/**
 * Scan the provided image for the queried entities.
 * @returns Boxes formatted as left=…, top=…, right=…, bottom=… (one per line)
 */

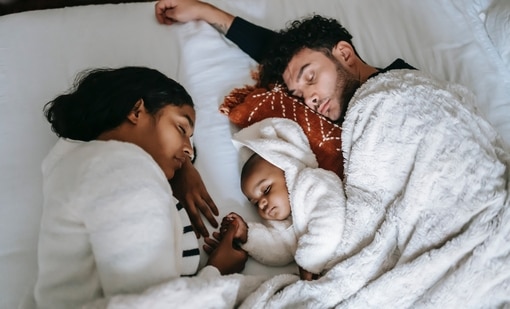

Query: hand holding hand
left=204, top=219, right=248, bottom=275
left=220, top=212, right=248, bottom=244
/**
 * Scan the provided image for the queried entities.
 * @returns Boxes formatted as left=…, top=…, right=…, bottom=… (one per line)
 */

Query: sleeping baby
left=217, top=117, right=346, bottom=280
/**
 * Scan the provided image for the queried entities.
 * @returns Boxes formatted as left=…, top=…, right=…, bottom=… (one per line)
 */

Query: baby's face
left=241, top=157, right=291, bottom=221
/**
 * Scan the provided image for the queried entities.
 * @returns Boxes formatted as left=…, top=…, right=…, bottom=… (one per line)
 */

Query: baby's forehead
left=241, top=154, right=282, bottom=182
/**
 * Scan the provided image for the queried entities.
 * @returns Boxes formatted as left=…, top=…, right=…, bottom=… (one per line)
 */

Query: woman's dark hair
left=44, top=66, right=193, bottom=141
left=258, top=15, right=358, bottom=88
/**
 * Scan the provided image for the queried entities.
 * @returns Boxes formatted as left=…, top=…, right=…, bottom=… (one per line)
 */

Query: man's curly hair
left=258, top=15, right=358, bottom=88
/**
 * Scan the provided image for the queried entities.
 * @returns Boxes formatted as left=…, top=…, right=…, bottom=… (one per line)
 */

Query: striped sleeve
left=176, top=202, right=200, bottom=276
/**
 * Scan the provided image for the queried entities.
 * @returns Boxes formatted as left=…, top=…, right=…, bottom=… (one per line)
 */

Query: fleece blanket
left=240, top=70, right=510, bottom=308
left=231, top=118, right=346, bottom=274
left=87, top=70, right=510, bottom=309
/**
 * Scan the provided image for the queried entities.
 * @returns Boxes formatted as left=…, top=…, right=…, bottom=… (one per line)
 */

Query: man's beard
left=334, top=59, right=361, bottom=124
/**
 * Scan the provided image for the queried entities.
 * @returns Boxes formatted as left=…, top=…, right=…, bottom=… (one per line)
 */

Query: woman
left=34, top=67, right=247, bottom=309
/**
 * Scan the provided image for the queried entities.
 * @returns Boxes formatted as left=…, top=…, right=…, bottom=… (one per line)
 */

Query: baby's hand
left=298, top=266, right=320, bottom=281
left=220, top=212, right=248, bottom=244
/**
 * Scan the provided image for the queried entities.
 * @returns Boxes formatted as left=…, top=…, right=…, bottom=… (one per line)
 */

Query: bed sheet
left=0, top=0, right=509, bottom=308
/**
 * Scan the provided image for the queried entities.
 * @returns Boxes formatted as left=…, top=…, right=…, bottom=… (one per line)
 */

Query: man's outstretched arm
left=155, top=0, right=276, bottom=62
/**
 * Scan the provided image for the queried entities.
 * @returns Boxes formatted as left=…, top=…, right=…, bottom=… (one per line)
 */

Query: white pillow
left=484, top=0, right=510, bottom=69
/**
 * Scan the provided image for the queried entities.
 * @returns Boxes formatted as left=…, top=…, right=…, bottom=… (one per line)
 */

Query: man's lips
left=318, top=99, right=330, bottom=115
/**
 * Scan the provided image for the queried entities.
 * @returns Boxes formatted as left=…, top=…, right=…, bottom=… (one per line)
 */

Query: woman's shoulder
left=44, top=139, right=163, bottom=181
left=81, top=139, right=149, bottom=158
left=83, top=140, right=163, bottom=177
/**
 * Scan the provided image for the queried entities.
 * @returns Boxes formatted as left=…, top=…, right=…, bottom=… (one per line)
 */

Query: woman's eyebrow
left=183, top=114, right=194, bottom=128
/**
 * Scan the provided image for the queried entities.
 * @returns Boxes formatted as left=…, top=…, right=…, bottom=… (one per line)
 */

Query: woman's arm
left=154, top=0, right=276, bottom=62
left=82, top=145, right=184, bottom=296
left=170, top=157, right=219, bottom=238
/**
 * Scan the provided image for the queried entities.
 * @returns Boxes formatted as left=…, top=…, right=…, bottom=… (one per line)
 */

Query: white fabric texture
left=484, top=0, right=510, bottom=69
left=83, top=266, right=270, bottom=309
left=34, top=139, right=195, bottom=309
left=239, top=70, right=510, bottom=308
left=231, top=118, right=346, bottom=274
left=78, top=69, right=510, bottom=308
left=1, top=0, right=509, bottom=307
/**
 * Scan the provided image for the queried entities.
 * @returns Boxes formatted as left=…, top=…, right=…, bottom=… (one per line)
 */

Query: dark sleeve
left=225, top=17, right=277, bottom=63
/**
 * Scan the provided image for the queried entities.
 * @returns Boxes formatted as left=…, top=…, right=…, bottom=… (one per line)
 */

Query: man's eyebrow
left=288, top=63, right=310, bottom=94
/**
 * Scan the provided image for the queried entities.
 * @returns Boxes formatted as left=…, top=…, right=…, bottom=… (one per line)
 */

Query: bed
left=1, top=0, right=509, bottom=308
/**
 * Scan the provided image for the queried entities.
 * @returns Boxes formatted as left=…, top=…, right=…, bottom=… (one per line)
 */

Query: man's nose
left=305, top=94, right=319, bottom=111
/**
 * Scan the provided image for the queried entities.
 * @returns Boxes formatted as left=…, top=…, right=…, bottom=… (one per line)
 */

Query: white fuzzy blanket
left=240, top=70, right=510, bottom=308
left=87, top=70, right=510, bottom=309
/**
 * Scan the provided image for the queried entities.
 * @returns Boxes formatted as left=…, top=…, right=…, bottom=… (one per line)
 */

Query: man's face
left=283, top=48, right=360, bottom=122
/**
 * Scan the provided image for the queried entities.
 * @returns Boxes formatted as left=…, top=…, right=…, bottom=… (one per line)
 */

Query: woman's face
left=241, top=157, right=291, bottom=221
left=138, top=104, right=195, bottom=179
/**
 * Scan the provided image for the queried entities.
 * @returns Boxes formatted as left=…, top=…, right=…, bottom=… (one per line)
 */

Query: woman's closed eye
left=179, top=124, right=193, bottom=137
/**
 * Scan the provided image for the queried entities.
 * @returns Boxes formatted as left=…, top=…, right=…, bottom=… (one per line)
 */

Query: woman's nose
left=183, top=138, right=194, bottom=159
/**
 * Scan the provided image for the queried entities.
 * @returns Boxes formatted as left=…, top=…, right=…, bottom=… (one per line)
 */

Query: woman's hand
left=204, top=220, right=248, bottom=275
left=170, top=157, right=218, bottom=238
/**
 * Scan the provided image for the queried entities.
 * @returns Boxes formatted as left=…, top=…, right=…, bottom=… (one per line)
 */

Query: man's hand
left=154, top=0, right=235, bottom=34
left=155, top=0, right=209, bottom=25
left=204, top=219, right=248, bottom=275
left=170, top=157, right=218, bottom=238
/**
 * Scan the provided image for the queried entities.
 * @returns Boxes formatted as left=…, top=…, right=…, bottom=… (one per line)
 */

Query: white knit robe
left=34, top=139, right=198, bottom=309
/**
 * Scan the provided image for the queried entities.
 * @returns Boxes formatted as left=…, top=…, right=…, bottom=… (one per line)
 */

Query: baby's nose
left=258, top=198, right=268, bottom=210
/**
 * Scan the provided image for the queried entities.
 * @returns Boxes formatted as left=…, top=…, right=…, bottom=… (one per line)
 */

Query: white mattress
left=0, top=0, right=508, bottom=307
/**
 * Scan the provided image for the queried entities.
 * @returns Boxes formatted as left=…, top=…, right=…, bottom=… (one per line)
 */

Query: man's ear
left=127, top=99, right=145, bottom=125
left=332, top=41, right=355, bottom=66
